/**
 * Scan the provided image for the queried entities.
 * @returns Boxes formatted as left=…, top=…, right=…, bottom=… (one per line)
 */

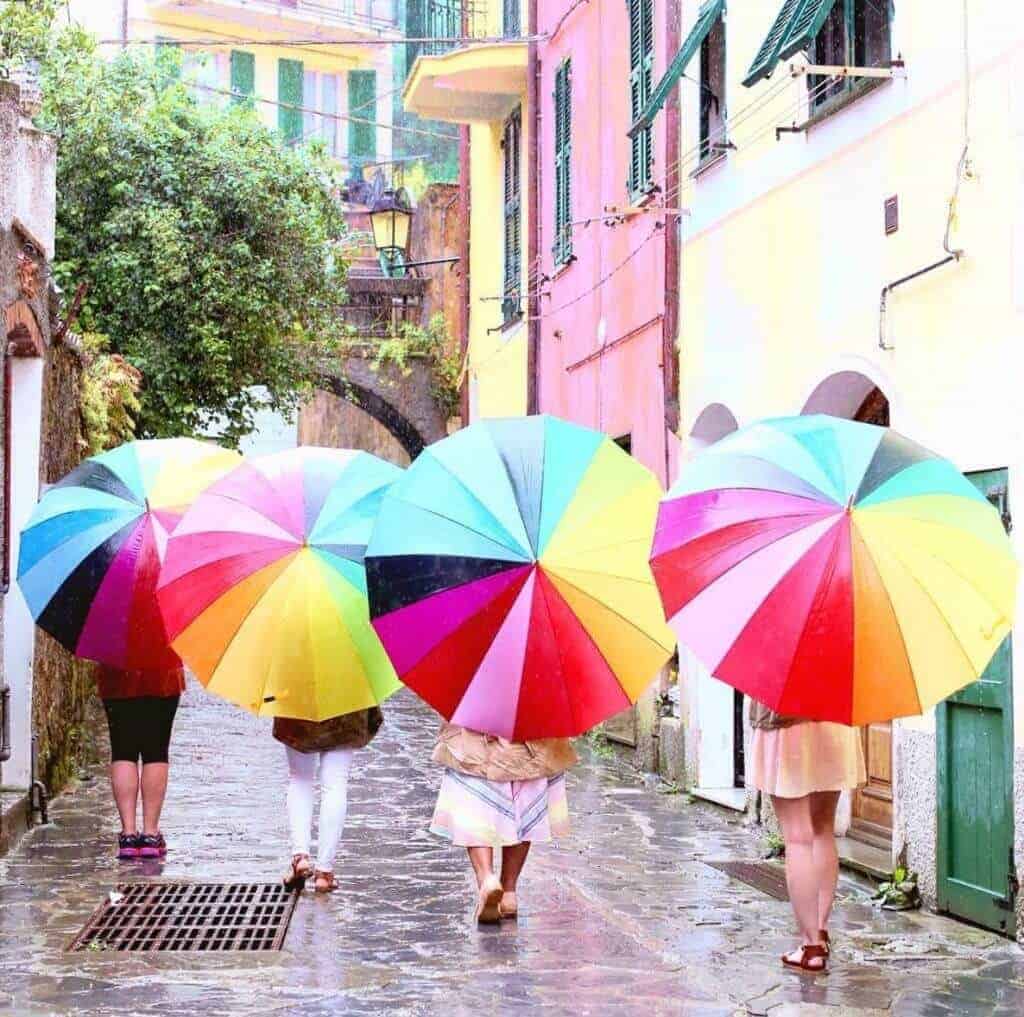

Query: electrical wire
left=99, top=33, right=546, bottom=48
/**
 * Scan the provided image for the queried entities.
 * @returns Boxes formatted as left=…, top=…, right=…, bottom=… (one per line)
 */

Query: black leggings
left=103, top=696, right=180, bottom=765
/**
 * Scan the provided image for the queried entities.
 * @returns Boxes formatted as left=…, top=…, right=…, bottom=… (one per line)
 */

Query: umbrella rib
left=679, top=452, right=839, bottom=505
left=544, top=568, right=675, bottom=653
left=533, top=573, right=581, bottom=734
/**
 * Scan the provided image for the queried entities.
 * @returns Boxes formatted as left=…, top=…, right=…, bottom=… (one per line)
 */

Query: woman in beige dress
left=747, top=702, right=866, bottom=973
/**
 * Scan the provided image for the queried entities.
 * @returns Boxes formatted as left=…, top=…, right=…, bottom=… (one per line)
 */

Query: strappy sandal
left=820, top=929, right=831, bottom=955
left=314, top=869, right=339, bottom=893
left=283, top=853, right=313, bottom=890
left=781, top=943, right=828, bottom=974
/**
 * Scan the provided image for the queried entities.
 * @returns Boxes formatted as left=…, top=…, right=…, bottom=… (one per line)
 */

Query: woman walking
left=748, top=702, right=866, bottom=974
left=277, top=706, right=383, bottom=893
left=98, top=664, right=185, bottom=859
left=429, top=722, right=577, bottom=923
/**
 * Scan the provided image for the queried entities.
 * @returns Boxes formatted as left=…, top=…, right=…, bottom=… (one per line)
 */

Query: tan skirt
left=748, top=722, right=866, bottom=799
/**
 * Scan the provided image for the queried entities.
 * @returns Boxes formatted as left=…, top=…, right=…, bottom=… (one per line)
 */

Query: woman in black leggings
left=97, top=665, right=185, bottom=859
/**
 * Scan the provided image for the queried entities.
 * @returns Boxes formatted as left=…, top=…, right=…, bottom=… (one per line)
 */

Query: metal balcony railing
left=405, top=1, right=503, bottom=66
left=339, top=274, right=428, bottom=338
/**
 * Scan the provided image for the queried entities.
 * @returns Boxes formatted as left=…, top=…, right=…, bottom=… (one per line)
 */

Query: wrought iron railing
left=406, top=1, right=494, bottom=66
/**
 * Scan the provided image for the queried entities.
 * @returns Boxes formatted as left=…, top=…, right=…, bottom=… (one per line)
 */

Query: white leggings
left=285, top=746, right=354, bottom=871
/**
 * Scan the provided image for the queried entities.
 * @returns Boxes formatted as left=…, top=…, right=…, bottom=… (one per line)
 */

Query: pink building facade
left=532, top=0, right=681, bottom=488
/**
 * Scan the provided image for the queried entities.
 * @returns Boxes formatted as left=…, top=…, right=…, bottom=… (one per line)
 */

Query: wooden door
left=849, top=385, right=893, bottom=845
left=937, top=469, right=1016, bottom=935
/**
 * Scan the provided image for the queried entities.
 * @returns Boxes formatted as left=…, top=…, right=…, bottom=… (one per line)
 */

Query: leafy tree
left=14, top=7, right=350, bottom=441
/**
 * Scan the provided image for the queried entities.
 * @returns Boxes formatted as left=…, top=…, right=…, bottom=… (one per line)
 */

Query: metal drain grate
left=705, top=860, right=790, bottom=901
left=68, top=882, right=299, bottom=952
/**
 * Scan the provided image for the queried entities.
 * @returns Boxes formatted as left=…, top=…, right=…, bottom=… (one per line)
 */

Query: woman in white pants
left=273, top=707, right=383, bottom=893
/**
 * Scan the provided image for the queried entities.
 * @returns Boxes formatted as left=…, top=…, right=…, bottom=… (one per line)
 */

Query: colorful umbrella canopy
left=364, top=415, right=675, bottom=740
left=17, top=438, right=241, bottom=669
left=651, top=415, right=1018, bottom=724
left=156, top=447, right=403, bottom=721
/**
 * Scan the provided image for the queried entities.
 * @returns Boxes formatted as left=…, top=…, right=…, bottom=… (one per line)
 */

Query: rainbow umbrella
left=17, top=438, right=240, bottom=669
left=651, top=415, right=1018, bottom=724
left=364, top=415, right=675, bottom=740
left=156, top=447, right=403, bottom=720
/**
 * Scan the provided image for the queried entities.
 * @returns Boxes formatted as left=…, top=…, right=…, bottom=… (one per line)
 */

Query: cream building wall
left=674, top=0, right=1024, bottom=927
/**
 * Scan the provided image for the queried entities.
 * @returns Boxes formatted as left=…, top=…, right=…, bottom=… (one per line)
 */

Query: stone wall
left=298, top=388, right=411, bottom=466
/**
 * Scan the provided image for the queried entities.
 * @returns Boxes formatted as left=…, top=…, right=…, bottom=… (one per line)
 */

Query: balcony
left=152, top=0, right=400, bottom=38
left=339, top=271, right=428, bottom=338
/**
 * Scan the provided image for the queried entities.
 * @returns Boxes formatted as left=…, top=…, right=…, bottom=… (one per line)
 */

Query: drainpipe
left=458, top=124, right=471, bottom=426
left=526, top=0, right=541, bottom=415
left=120, top=0, right=128, bottom=51
left=0, top=685, right=11, bottom=763
left=878, top=255, right=958, bottom=351
left=661, top=0, right=682, bottom=485
left=3, top=353, right=11, bottom=594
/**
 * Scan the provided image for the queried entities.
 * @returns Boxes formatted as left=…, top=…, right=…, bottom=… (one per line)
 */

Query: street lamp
left=369, top=187, right=413, bottom=277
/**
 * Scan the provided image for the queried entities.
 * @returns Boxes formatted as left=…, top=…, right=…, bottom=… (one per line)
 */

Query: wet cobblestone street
left=2, top=683, right=1023, bottom=1016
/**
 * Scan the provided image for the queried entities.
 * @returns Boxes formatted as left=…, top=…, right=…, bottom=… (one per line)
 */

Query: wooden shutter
left=553, top=60, right=573, bottom=265
left=778, top=0, right=840, bottom=62
left=742, top=0, right=809, bottom=87
left=628, top=0, right=654, bottom=195
left=348, top=69, right=377, bottom=164
left=230, top=50, right=255, bottom=107
left=503, top=107, right=522, bottom=321
left=277, top=58, right=304, bottom=143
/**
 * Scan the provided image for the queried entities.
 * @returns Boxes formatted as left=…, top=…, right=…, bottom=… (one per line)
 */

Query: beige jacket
left=432, top=722, right=578, bottom=782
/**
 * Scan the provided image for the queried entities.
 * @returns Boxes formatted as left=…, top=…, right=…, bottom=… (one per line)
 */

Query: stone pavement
left=1, top=683, right=1022, bottom=1017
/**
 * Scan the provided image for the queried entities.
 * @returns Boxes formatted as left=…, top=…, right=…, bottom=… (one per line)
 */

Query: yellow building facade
left=403, top=3, right=528, bottom=419
left=668, top=0, right=1024, bottom=937
left=67, top=0, right=396, bottom=171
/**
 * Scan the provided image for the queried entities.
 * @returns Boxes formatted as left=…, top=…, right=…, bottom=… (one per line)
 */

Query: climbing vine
left=78, top=333, right=142, bottom=454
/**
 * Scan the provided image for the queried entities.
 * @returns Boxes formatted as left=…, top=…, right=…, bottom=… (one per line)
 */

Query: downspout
left=661, top=0, right=682, bottom=486
left=458, top=123, right=471, bottom=425
left=1, top=352, right=8, bottom=764
left=120, top=0, right=128, bottom=51
left=526, top=0, right=541, bottom=415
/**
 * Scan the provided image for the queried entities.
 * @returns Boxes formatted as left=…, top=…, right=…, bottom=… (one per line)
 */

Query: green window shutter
left=631, top=0, right=724, bottom=136
left=503, top=107, right=522, bottom=321
left=230, top=50, right=255, bottom=107
left=553, top=60, right=573, bottom=265
left=503, top=0, right=521, bottom=37
left=628, top=0, right=655, bottom=195
left=348, top=69, right=377, bottom=165
left=277, top=57, right=303, bottom=143
left=778, top=0, right=840, bottom=62
left=742, top=0, right=809, bottom=87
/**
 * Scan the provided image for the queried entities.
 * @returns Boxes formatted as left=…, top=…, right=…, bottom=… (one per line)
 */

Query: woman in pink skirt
left=430, top=723, right=576, bottom=923
left=748, top=702, right=866, bottom=973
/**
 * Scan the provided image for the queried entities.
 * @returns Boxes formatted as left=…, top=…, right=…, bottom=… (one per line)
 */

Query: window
left=302, top=70, right=318, bottom=142
left=502, top=107, right=523, bottom=323
left=278, top=58, right=304, bottom=144
left=809, top=0, right=891, bottom=112
left=553, top=60, right=573, bottom=267
left=229, top=50, right=255, bottom=108
left=503, top=0, right=521, bottom=37
left=628, top=0, right=655, bottom=197
left=183, top=50, right=223, bottom=106
left=348, top=69, right=377, bottom=166
left=744, top=0, right=890, bottom=91
left=321, top=74, right=339, bottom=155
left=698, top=10, right=726, bottom=162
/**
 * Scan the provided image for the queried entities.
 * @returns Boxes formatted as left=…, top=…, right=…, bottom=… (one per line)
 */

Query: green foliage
left=30, top=16, right=349, bottom=441
left=350, top=312, right=461, bottom=420
left=763, top=831, right=786, bottom=859
left=78, top=333, right=142, bottom=454
left=582, top=728, right=616, bottom=761
left=0, top=0, right=59, bottom=73
left=872, top=865, right=921, bottom=911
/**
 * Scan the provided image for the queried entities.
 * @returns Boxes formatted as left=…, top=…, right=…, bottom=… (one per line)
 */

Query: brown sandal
left=782, top=944, right=828, bottom=973
left=314, top=869, right=339, bottom=893
left=820, top=929, right=831, bottom=955
left=283, top=853, right=313, bottom=890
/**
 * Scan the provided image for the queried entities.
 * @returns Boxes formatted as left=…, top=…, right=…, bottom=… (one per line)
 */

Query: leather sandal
left=499, top=891, right=518, bottom=919
left=781, top=944, right=828, bottom=973
left=314, top=870, right=339, bottom=893
left=475, top=875, right=503, bottom=924
left=283, top=853, right=313, bottom=890
left=820, top=929, right=831, bottom=955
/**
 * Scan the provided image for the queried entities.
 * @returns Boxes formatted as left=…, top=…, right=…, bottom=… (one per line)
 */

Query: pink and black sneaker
left=138, top=833, right=167, bottom=858
left=117, top=833, right=141, bottom=859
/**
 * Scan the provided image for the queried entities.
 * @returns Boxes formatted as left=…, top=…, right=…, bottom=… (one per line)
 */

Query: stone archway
left=801, top=370, right=890, bottom=425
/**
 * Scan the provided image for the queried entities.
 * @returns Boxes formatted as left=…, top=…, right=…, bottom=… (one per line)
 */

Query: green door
left=936, top=468, right=1017, bottom=936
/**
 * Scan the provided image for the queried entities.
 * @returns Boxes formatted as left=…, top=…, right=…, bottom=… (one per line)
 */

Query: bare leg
left=110, top=762, right=140, bottom=834
left=809, top=790, right=841, bottom=934
left=466, top=846, right=495, bottom=888
left=140, top=763, right=170, bottom=836
left=500, top=842, right=531, bottom=893
left=772, top=794, right=825, bottom=968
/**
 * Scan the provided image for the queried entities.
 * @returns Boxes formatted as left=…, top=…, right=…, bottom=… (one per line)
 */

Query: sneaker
left=138, top=833, right=167, bottom=858
left=117, top=832, right=141, bottom=859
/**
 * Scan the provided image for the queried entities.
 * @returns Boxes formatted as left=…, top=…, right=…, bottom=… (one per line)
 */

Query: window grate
left=68, top=882, right=299, bottom=953
left=884, top=194, right=898, bottom=235
left=705, top=860, right=790, bottom=900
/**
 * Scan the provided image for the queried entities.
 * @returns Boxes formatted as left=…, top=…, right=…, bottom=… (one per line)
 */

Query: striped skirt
left=429, top=768, right=570, bottom=848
